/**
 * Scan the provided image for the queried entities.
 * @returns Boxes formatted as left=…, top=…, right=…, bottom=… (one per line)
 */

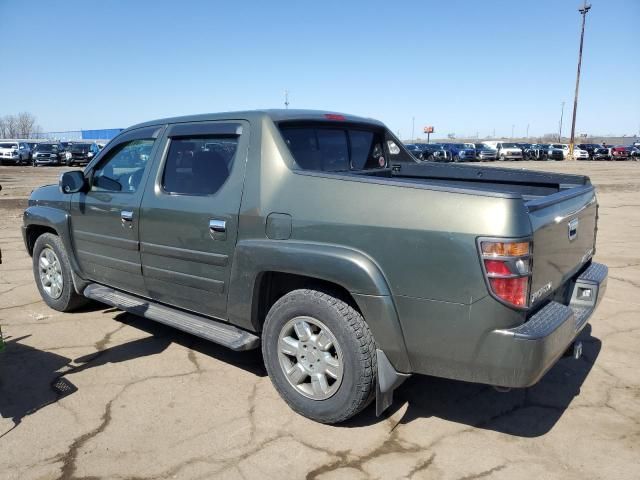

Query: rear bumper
left=484, top=262, right=607, bottom=388
left=399, top=262, right=607, bottom=387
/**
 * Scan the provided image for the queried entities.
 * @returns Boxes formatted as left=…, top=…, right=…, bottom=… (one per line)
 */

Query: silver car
left=0, top=141, right=31, bottom=165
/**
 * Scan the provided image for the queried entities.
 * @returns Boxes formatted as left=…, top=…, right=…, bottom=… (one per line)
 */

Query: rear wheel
left=262, top=289, right=376, bottom=424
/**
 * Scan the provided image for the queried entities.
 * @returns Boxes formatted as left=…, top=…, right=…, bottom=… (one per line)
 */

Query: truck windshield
left=280, top=125, right=393, bottom=172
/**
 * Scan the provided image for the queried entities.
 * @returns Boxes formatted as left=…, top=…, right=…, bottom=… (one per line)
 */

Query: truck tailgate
left=527, top=185, right=598, bottom=307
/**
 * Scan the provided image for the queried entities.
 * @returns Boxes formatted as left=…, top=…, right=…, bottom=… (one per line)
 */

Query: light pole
left=411, top=117, right=415, bottom=141
left=511, top=124, right=515, bottom=139
left=569, top=1, right=591, bottom=160
left=559, top=101, right=565, bottom=141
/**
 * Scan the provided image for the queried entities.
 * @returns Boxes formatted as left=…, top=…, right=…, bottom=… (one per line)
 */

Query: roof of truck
left=127, top=109, right=384, bottom=131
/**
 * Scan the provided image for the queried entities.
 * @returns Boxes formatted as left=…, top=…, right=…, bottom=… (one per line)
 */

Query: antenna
left=284, top=90, right=290, bottom=109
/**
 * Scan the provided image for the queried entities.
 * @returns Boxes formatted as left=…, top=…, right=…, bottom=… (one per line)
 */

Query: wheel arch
left=227, top=239, right=411, bottom=372
left=23, top=205, right=88, bottom=294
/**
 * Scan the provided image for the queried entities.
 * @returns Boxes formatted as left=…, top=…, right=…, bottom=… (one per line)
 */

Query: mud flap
left=376, top=349, right=411, bottom=416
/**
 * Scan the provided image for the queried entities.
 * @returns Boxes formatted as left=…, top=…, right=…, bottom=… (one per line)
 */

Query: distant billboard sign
left=423, top=126, right=434, bottom=134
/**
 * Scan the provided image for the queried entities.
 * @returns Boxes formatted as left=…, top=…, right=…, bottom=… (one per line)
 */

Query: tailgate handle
left=568, top=219, right=579, bottom=241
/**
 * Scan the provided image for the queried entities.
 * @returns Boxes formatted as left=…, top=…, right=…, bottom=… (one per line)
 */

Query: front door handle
left=121, top=210, right=134, bottom=228
left=209, top=219, right=226, bottom=233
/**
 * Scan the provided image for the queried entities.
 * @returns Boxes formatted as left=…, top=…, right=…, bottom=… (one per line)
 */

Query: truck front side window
left=92, top=139, right=154, bottom=193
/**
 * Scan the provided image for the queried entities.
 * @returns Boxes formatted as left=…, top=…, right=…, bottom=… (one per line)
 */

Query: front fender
left=227, top=239, right=411, bottom=372
left=23, top=205, right=70, bottom=253
left=23, top=205, right=88, bottom=293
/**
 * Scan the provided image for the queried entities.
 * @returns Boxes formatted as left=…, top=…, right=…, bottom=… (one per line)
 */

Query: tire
left=32, top=233, right=87, bottom=312
left=262, top=289, right=376, bottom=424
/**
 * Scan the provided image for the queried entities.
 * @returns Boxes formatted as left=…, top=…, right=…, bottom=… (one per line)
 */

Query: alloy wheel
left=277, top=316, right=344, bottom=400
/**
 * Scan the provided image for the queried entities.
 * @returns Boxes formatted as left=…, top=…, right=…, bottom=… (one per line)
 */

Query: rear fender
left=227, top=239, right=411, bottom=372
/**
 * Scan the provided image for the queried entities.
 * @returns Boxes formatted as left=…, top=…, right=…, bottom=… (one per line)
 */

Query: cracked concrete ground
left=1, top=162, right=639, bottom=479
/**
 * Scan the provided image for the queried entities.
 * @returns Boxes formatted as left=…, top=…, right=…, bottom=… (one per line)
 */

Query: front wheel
left=32, top=233, right=87, bottom=312
left=262, top=289, right=376, bottom=424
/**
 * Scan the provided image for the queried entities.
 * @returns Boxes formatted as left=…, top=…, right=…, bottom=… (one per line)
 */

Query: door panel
left=139, top=121, right=249, bottom=320
left=70, top=126, right=163, bottom=296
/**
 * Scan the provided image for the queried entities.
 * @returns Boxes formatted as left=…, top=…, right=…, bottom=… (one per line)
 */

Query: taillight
left=479, top=239, right=532, bottom=308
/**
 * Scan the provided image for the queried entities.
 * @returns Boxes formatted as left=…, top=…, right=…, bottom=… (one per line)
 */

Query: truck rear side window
left=280, top=126, right=386, bottom=172
left=162, top=137, right=238, bottom=195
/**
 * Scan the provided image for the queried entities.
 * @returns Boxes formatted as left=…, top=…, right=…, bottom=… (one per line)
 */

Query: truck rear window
left=280, top=126, right=388, bottom=172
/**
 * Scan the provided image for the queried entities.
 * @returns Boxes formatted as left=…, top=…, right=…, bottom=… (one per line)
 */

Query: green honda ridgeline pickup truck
left=23, top=110, right=607, bottom=423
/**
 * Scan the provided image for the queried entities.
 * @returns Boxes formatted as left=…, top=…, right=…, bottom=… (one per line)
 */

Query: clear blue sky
left=1, top=0, right=638, bottom=139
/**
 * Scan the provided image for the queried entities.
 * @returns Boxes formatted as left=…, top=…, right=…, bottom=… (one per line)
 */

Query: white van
left=492, top=142, right=523, bottom=160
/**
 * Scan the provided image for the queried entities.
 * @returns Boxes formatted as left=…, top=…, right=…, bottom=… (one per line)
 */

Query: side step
left=83, top=283, right=260, bottom=351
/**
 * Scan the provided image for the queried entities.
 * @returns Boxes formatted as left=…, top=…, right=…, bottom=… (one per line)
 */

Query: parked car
left=474, top=143, right=498, bottom=161
left=26, top=142, right=39, bottom=160
left=592, top=148, right=610, bottom=160
left=516, top=143, right=532, bottom=156
left=577, top=144, right=601, bottom=159
left=441, top=143, right=477, bottom=162
left=0, top=141, right=31, bottom=165
left=630, top=145, right=640, bottom=159
left=525, top=144, right=551, bottom=160
left=423, top=143, right=451, bottom=162
left=404, top=144, right=428, bottom=160
left=573, top=147, right=590, bottom=160
left=65, top=143, right=101, bottom=166
left=23, top=109, right=607, bottom=424
left=485, top=142, right=523, bottom=161
left=610, top=146, right=630, bottom=160
left=416, top=144, right=447, bottom=162
left=32, top=143, right=62, bottom=166
left=547, top=144, right=569, bottom=159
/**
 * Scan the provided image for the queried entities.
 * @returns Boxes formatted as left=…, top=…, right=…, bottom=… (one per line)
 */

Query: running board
left=83, top=283, right=260, bottom=351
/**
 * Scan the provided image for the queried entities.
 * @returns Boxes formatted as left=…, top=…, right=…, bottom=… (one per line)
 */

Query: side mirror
left=60, top=170, right=86, bottom=194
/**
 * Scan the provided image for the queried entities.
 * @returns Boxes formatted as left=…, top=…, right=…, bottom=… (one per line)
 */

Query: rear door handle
left=209, top=219, right=226, bottom=233
left=121, top=210, right=134, bottom=227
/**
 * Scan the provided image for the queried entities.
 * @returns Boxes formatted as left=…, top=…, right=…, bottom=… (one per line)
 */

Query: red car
left=610, top=146, right=630, bottom=160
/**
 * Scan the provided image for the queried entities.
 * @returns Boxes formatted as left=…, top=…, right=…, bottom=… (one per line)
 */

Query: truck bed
left=382, top=162, right=591, bottom=200
left=364, top=161, right=598, bottom=310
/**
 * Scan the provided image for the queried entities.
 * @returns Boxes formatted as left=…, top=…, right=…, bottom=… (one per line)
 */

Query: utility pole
left=559, top=101, right=565, bottom=141
left=284, top=90, right=290, bottom=109
left=569, top=1, right=591, bottom=160
left=411, top=117, right=415, bottom=142
left=526, top=124, right=530, bottom=138
left=511, top=124, right=515, bottom=139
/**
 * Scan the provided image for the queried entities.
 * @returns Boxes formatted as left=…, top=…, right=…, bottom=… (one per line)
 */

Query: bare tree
left=5, top=115, right=19, bottom=138
left=17, top=112, right=38, bottom=138
left=0, top=113, right=42, bottom=138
